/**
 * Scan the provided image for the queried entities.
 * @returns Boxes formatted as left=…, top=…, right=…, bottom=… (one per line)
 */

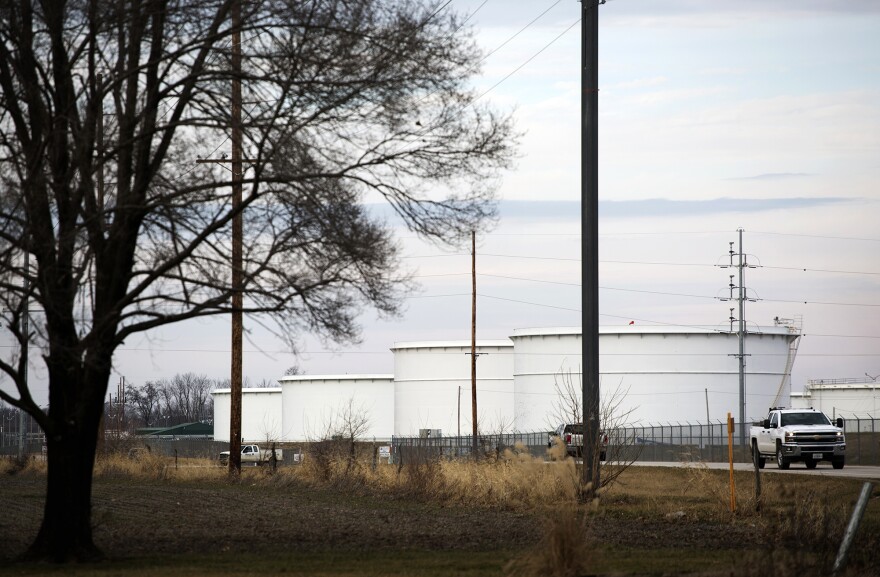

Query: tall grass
left=504, top=508, right=597, bottom=577
left=279, top=441, right=583, bottom=508
left=1, top=454, right=45, bottom=476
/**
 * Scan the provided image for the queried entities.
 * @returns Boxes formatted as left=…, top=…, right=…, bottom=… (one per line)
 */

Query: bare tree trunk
left=23, top=417, right=103, bottom=562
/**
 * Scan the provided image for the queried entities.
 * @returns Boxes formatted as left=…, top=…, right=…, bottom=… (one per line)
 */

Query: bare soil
left=0, top=472, right=761, bottom=562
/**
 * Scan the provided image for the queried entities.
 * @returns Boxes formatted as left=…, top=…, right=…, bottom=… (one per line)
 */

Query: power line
left=762, top=265, right=880, bottom=276
left=477, top=293, right=581, bottom=313
left=473, top=18, right=579, bottom=104
left=478, top=0, right=565, bottom=65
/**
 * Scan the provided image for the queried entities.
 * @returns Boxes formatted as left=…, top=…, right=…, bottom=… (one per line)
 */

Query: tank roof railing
left=808, top=377, right=878, bottom=386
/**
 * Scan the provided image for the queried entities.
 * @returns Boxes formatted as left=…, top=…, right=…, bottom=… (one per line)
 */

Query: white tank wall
left=212, top=388, right=283, bottom=443
left=512, top=326, right=799, bottom=430
left=280, top=375, right=394, bottom=442
left=790, top=384, right=880, bottom=419
left=512, top=328, right=581, bottom=432
left=393, top=341, right=514, bottom=436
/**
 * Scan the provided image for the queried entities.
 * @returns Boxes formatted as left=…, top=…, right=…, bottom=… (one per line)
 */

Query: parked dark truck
left=548, top=423, right=608, bottom=461
left=749, top=408, right=845, bottom=470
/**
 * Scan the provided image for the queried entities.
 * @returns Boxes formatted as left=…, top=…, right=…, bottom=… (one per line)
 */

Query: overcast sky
left=5, top=0, right=879, bottom=409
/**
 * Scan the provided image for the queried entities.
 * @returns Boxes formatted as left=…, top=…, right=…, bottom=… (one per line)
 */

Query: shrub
left=504, top=508, right=597, bottom=577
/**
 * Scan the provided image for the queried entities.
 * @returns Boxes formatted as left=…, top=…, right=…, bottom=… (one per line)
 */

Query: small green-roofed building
left=135, top=422, right=213, bottom=438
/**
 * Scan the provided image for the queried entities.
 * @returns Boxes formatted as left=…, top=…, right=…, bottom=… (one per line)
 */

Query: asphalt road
left=633, top=460, right=880, bottom=481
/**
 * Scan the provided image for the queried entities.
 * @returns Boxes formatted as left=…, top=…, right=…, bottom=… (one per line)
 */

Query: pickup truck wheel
left=832, top=457, right=845, bottom=470
left=776, top=444, right=790, bottom=470
left=751, top=442, right=765, bottom=469
left=804, top=457, right=817, bottom=469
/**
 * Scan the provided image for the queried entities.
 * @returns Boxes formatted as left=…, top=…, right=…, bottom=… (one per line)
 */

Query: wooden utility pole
left=193, top=1, right=255, bottom=474
left=457, top=385, right=461, bottom=437
left=96, top=72, right=105, bottom=453
left=229, top=0, right=243, bottom=475
left=581, top=0, right=601, bottom=492
left=470, top=231, right=478, bottom=458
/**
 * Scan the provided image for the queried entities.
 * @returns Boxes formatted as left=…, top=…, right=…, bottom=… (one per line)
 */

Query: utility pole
left=96, top=73, right=105, bottom=225
left=96, top=72, right=105, bottom=453
left=229, top=0, right=243, bottom=475
left=719, top=229, right=758, bottom=446
left=705, top=388, right=710, bottom=425
left=197, top=2, right=247, bottom=472
left=581, top=0, right=601, bottom=492
left=19, top=221, right=29, bottom=457
left=470, top=231, right=478, bottom=458
left=737, top=229, right=745, bottom=445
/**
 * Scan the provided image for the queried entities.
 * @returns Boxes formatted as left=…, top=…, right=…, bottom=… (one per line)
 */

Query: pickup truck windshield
left=780, top=413, right=831, bottom=427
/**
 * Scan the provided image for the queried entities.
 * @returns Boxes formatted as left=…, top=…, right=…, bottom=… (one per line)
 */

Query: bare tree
left=306, top=396, right=372, bottom=482
left=546, top=368, right=584, bottom=429
left=0, top=0, right=516, bottom=561
left=251, top=378, right=279, bottom=388
left=147, top=373, right=216, bottom=425
left=125, top=382, right=161, bottom=427
left=284, top=364, right=303, bottom=377
left=547, top=368, right=641, bottom=491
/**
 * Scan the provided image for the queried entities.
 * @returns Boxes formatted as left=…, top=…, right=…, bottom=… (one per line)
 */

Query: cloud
left=495, top=197, right=853, bottom=220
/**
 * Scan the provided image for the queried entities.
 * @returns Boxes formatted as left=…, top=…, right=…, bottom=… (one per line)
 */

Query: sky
left=4, top=0, right=879, bottom=410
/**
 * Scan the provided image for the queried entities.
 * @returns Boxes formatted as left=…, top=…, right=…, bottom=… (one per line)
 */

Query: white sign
left=378, top=446, right=391, bottom=459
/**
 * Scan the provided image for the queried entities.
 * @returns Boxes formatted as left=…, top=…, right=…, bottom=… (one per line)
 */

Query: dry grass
left=3, top=448, right=878, bottom=576
left=504, top=508, right=597, bottom=577
left=1, top=454, right=46, bottom=476
left=273, top=441, right=584, bottom=509
left=93, top=451, right=227, bottom=482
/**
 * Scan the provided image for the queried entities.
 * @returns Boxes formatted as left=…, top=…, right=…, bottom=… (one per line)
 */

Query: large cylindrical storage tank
left=392, top=341, right=514, bottom=437
left=212, top=387, right=283, bottom=443
left=280, top=375, right=394, bottom=442
left=791, top=379, right=880, bottom=418
left=511, top=327, right=581, bottom=433
left=512, top=326, right=800, bottom=430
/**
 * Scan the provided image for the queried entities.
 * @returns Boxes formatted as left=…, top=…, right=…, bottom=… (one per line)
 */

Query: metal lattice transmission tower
left=718, top=228, right=760, bottom=445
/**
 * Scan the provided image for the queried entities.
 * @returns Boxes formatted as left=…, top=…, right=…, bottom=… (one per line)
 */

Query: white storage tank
left=511, top=325, right=800, bottom=430
left=279, top=374, right=394, bottom=442
left=212, top=387, right=283, bottom=443
left=791, top=378, right=880, bottom=419
left=392, top=341, right=514, bottom=437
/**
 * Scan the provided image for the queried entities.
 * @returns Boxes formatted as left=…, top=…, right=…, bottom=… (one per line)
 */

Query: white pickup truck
left=749, top=408, right=845, bottom=470
left=219, top=444, right=283, bottom=466
left=548, top=423, right=608, bottom=461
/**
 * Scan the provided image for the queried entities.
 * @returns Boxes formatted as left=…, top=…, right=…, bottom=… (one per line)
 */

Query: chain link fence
left=0, top=408, right=44, bottom=457
left=391, top=417, right=880, bottom=466
left=4, top=410, right=878, bottom=467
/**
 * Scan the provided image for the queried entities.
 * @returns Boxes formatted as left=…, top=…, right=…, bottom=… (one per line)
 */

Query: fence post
left=832, top=482, right=874, bottom=575
left=871, top=417, right=880, bottom=466
left=688, top=421, right=693, bottom=454
left=856, top=415, right=862, bottom=465
left=657, top=424, right=663, bottom=462
left=697, top=421, right=702, bottom=459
